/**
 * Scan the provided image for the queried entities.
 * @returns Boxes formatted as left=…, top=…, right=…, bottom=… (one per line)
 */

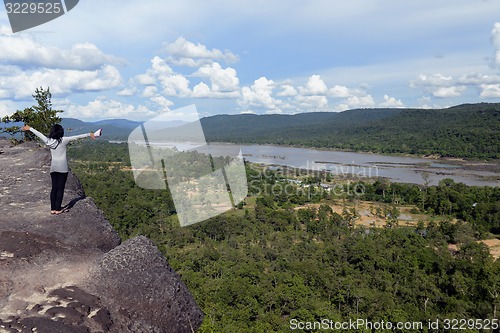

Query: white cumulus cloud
left=299, top=75, right=328, bottom=95
left=151, top=56, right=174, bottom=76
left=480, top=84, right=500, bottom=98
left=411, top=73, right=468, bottom=100
left=379, top=94, right=404, bottom=107
left=62, top=97, right=154, bottom=120
left=341, top=95, right=376, bottom=109
left=192, top=82, right=211, bottom=98
left=239, top=77, right=282, bottom=112
left=0, top=34, right=122, bottom=70
left=79, top=65, right=122, bottom=91
left=159, top=74, right=191, bottom=97
left=328, top=85, right=351, bottom=98
left=129, top=56, right=191, bottom=97
left=117, top=87, right=138, bottom=96
left=411, top=73, right=454, bottom=88
left=0, top=100, right=18, bottom=118
left=432, top=86, right=467, bottom=98
left=192, top=62, right=240, bottom=93
left=149, top=95, right=174, bottom=110
left=134, top=73, right=156, bottom=85
left=295, top=95, right=329, bottom=111
left=276, top=84, right=298, bottom=97
left=164, top=37, right=239, bottom=67
left=0, top=65, right=122, bottom=99
left=135, top=56, right=191, bottom=97
left=142, top=86, right=158, bottom=98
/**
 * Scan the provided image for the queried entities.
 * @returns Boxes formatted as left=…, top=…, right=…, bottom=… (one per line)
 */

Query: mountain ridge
left=199, top=103, right=500, bottom=158
left=3, top=102, right=499, bottom=158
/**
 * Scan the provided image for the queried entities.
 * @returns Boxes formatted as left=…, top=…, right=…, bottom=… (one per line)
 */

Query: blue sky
left=0, top=0, right=500, bottom=121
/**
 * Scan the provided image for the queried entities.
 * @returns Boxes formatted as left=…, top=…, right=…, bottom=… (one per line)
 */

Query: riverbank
left=108, top=140, right=500, bottom=186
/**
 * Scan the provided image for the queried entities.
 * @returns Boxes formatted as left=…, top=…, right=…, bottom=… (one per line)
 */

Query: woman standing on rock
left=21, top=124, right=101, bottom=215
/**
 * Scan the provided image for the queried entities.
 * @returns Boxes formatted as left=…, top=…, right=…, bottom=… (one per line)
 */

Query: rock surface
left=0, top=139, right=203, bottom=333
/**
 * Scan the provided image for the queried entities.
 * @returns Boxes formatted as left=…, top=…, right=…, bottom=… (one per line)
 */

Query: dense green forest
left=201, top=103, right=500, bottom=159
left=67, top=141, right=500, bottom=332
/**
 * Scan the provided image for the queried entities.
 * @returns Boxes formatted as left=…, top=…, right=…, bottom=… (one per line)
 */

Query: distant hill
left=200, top=108, right=401, bottom=142
left=0, top=118, right=183, bottom=141
left=61, top=118, right=187, bottom=140
left=200, top=103, right=500, bottom=159
left=61, top=118, right=142, bottom=140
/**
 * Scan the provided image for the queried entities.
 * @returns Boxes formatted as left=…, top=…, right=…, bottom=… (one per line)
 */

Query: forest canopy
left=67, top=141, right=500, bottom=332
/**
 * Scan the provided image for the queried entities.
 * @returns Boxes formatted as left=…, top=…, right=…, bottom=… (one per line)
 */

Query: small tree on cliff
left=2, top=87, right=63, bottom=141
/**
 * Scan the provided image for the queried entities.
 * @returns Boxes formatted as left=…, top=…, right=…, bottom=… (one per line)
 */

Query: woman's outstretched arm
left=22, top=125, right=95, bottom=143
left=65, top=132, right=96, bottom=142
left=22, top=125, right=50, bottom=143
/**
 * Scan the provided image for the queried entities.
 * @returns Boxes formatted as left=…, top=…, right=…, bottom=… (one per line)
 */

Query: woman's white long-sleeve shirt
left=29, top=127, right=90, bottom=173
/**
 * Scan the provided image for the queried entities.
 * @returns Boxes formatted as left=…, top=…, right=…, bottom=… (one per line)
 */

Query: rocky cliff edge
left=0, top=139, right=203, bottom=333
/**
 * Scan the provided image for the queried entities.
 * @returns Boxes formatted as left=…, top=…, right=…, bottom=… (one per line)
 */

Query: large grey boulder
left=86, top=237, right=203, bottom=333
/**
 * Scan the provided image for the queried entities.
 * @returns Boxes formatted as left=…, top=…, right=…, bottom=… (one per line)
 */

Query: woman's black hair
left=48, top=124, right=64, bottom=143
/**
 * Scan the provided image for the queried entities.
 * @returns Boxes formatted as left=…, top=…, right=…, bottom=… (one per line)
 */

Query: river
left=200, top=144, right=499, bottom=187
left=121, top=140, right=500, bottom=187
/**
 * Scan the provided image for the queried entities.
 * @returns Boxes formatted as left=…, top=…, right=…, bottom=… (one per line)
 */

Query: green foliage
left=68, top=142, right=500, bottom=332
left=0, top=124, right=21, bottom=144
left=2, top=87, right=62, bottom=141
